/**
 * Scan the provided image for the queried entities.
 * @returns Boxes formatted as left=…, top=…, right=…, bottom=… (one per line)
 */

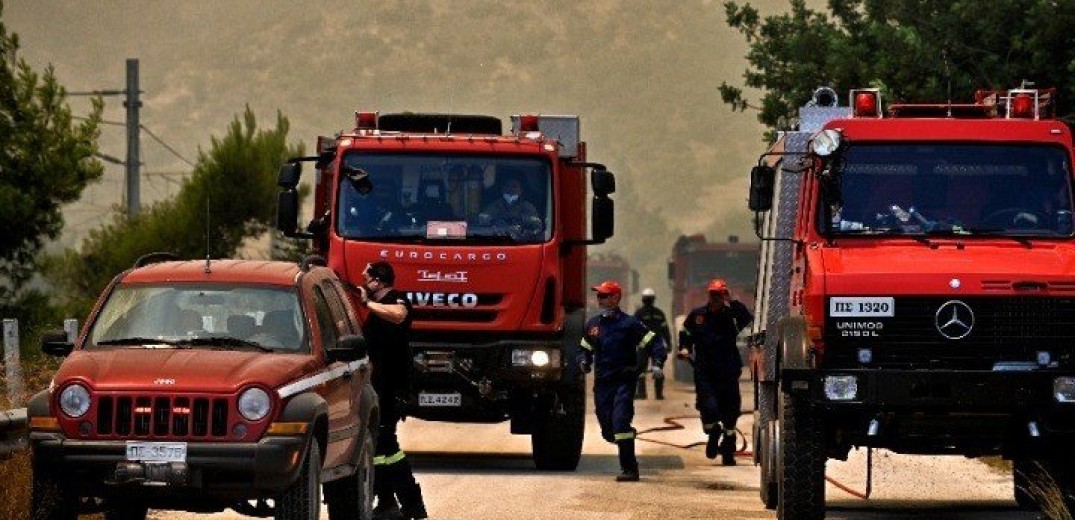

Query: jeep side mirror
left=748, top=165, right=776, bottom=212
left=278, top=162, right=301, bottom=189
left=341, top=165, right=374, bottom=195
left=41, top=330, right=73, bottom=357
left=326, top=334, right=368, bottom=363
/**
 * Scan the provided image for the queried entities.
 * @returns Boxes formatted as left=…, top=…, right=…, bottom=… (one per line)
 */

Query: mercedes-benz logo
left=935, top=300, right=974, bottom=340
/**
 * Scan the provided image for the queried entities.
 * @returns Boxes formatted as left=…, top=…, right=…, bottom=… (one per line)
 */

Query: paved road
left=164, top=377, right=1034, bottom=520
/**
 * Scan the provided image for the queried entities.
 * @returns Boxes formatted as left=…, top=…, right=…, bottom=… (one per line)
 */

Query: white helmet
left=641, top=287, right=656, bottom=297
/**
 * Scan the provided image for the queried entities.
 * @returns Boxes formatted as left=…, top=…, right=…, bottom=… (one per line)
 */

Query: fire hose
left=635, top=414, right=871, bottom=500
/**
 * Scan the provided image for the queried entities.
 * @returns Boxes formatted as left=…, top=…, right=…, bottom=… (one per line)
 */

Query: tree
left=0, top=2, right=103, bottom=300
left=48, top=107, right=303, bottom=314
left=718, top=0, right=1075, bottom=135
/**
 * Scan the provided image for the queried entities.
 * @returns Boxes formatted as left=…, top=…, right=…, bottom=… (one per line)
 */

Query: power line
left=72, top=115, right=126, bottom=127
left=140, top=125, right=195, bottom=168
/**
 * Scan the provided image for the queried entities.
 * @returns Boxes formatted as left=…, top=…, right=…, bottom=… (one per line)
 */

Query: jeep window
left=337, top=152, right=554, bottom=244
left=88, top=284, right=309, bottom=352
left=823, top=144, right=1074, bottom=238
left=311, top=286, right=338, bottom=349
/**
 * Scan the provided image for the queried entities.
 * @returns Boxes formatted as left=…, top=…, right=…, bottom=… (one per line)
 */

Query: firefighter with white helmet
left=633, top=287, right=671, bottom=399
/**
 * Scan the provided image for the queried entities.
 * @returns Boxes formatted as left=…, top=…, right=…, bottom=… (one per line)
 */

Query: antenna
left=943, top=49, right=952, bottom=117
left=204, top=181, right=212, bottom=274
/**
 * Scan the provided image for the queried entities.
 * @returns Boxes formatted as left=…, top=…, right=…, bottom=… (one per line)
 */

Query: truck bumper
left=30, top=431, right=309, bottom=501
left=782, top=369, right=1075, bottom=453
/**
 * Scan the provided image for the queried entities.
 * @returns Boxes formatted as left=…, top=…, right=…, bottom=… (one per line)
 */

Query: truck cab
left=277, top=112, right=616, bottom=470
left=748, top=87, right=1075, bottom=519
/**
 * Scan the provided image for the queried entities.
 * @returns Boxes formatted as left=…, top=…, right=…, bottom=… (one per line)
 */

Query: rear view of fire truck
left=748, top=86, right=1075, bottom=519
left=277, top=112, right=616, bottom=471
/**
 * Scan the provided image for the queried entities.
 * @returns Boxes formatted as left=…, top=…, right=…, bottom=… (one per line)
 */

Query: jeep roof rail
left=133, top=252, right=180, bottom=268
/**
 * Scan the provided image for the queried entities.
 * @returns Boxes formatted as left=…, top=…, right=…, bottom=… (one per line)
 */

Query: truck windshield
left=686, top=250, right=758, bottom=287
left=337, top=152, right=553, bottom=244
left=87, top=284, right=308, bottom=352
left=826, top=144, right=1074, bottom=238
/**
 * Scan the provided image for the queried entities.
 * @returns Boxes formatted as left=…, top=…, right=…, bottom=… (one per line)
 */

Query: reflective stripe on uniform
left=703, top=422, right=718, bottom=432
left=636, top=331, right=655, bottom=350
left=614, top=431, right=636, bottom=440
left=580, top=337, right=594, bottom=351
left=373, top=450, right=406, bottom=466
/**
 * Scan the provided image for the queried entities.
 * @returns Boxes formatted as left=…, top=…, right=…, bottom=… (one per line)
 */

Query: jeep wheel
left=758, top=418, right=778, bottom=509
left=532, top=384, right=585, bottom=471
left=103, top=502, right=148, bottom=520
left=276, top=440, right=322, bottom=520
left=776, top=390, right=825, bottom=520
left=326, top=431, right=375, bottom=520
left=31, top=461, right=78, bottom=520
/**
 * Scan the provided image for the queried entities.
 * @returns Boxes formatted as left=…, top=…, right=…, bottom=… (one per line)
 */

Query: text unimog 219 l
left=277, top=113, right=616, bottom=470
left=747, top=86, right=1075, bottom=519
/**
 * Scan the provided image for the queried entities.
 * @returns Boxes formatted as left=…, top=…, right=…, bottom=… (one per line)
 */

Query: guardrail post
left=3, top=319, right=24, bottom=407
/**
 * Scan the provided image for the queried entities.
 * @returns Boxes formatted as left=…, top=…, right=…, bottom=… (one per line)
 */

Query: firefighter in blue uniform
left=579, top=280, right=667, bottom=481
left=678, top=278, right=753, bottom=466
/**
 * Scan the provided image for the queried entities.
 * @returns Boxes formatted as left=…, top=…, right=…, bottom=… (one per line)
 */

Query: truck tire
left=777, top=390, right=825, bottom=520
left=758, top=418, right=779, bottom=509
left=532, top=383, right=585, bottom=471
left=31, top=461, right=78, bottom=520
left=325, top=431, right=375, bottom=520
left=103, top=502, right=148, bottom=520
left=276, top=440, right=321, bottom=520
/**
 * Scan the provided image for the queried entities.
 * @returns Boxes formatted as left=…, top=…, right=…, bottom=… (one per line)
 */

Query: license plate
left=418, top=392, right=462, bottom=407
left=126, top=441, right=187, bottom=463
left=829, top=297, right=894, bottom=317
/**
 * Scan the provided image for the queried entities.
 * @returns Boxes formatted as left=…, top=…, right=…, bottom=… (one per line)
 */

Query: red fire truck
left=585, top=253, right=638, bottom=316
left=666, top=234, right=759, bottom=317
left=749, top=86, right=1075, bottom=518
left=276, top=112, right=615, bottom=470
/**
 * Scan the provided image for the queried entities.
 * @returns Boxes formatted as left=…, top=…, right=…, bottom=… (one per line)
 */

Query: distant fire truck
left=277, top=112, right=616, bottom=470
left=748, top=86, right=1075, bottom=519
left=667, top=234, right=759, bottom=317
left=586, top=253, right=638, bottom=316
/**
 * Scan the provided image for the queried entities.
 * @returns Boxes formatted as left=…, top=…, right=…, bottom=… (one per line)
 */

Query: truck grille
left=824, top=296, right=1075, bottom=369
left=93, top=394, right=231, bottom=439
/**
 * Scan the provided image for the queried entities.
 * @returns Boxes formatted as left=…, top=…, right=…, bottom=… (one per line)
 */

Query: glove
left=650, top=366, right=664, bottom=379
left=579, top=359, right=592, bottom=374
left=676, top=348, right=690, bottom=360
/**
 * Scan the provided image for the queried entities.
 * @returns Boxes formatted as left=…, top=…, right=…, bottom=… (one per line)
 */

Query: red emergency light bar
left=355, top=111, right=379, bottom=130
left=975, top=88, right=1055, bottom=120
left=850, top=89, right=882, bottom=118
left=517, top=114, right=540, bottom=132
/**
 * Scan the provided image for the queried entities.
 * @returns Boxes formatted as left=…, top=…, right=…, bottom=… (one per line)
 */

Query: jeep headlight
left=823, top=375, right=858, bottom=401
left=511, top=348, right=559, bottom=368
left=59, top=384, right=91, bottom=418
left=238, top=388, right=272, bottom=421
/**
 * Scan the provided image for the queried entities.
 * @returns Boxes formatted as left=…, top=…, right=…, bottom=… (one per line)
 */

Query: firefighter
left=579, top=280, right=667, bottom=481
left=678, top=278, right=753, bottom=466
left=634, top=287, right=671, bottom=400
left=358, top=261, right=428, bottom=520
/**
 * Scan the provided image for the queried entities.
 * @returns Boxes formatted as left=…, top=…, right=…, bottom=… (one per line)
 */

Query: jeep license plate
left=418, top=392, right=462, bottom=407
left=126, top=441, right=187, bottom=463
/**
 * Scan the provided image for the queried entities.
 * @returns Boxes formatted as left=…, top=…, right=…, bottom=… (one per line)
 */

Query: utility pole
left=124, top=58, right=141, bottom=216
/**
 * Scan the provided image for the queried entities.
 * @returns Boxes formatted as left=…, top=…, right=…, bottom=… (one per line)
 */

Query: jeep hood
left=54, top=349, right=319, bottom=394
left=819, top=241, right=1075, bottom=295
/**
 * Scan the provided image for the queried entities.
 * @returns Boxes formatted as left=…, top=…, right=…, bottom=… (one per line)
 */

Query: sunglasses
left=596, top=293, right=613, bottom=299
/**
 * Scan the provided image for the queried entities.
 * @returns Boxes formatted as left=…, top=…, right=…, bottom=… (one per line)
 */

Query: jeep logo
left=154, top=378, right=176, bottom=385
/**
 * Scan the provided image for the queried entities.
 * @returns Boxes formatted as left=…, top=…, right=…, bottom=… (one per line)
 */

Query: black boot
left=373, top=466, right=403, bottom=520
left=654, top=374, right=665, bottom=400
left=616, top=438, right=639, bottom=481
left=720, top=429, right=737, bottom=466
left=391, top=461, right=428, bottom=520
left=635, top=375, right=647, bottom=400
left=705, top=429, right=720, bottom=460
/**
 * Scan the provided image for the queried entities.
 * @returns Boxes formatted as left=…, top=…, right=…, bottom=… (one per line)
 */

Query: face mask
left=503, top=193, right=519, bottom=204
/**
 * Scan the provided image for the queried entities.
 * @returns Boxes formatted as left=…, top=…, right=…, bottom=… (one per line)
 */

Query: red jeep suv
left=28, top=255, right=377, bottom=520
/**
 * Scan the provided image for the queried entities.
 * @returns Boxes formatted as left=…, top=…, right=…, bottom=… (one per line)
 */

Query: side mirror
left=592, top=196, right=614, bottom=242
left=278, top=162, right=302, bottom=189
left=748, top=165, right=776, bottom=212
left=341, top=165, right=374, bottom=195
left=591, top=168, right=616, bottom=197
left=276, top=190, right=301, bottom=236
left=326, top=334, right=368, bottom=363
left=41, top=330, right=73, bottom=357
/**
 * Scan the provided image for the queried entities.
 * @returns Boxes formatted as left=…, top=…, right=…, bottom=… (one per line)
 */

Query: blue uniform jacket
left=579, top=309, right=667, bottom=381
left=679, top=301, right=753, bottom=375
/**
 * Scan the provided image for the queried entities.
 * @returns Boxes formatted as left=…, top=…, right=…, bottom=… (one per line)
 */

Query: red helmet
left=707, top=278, right=730, bottom=294
left=590, top=280, right=622, bottom=297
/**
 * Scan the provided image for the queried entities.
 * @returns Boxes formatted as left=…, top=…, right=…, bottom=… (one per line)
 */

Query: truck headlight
left=238, top=388, right=272, bottom=421
left=511, top=348, right=559, bottom=368
left=1054, top=377, right=1075, bottom=403
left=823, top=375, right=858, bottom=401
left=59, top=384, right=91, bottom=418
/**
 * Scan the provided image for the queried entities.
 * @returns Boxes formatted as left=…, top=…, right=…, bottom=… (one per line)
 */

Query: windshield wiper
left=959, top=228, right=1032, bottom=247
left=464, top=235, right=520, bottom=244
left=174, top=337, right=275, bottom=352
left=96, top=337, right=182, bottom=346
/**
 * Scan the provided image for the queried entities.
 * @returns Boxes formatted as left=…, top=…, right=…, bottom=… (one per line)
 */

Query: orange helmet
left=590, top=280, right=623, bottom=297
left=707, top=278, right=730, bottom=294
